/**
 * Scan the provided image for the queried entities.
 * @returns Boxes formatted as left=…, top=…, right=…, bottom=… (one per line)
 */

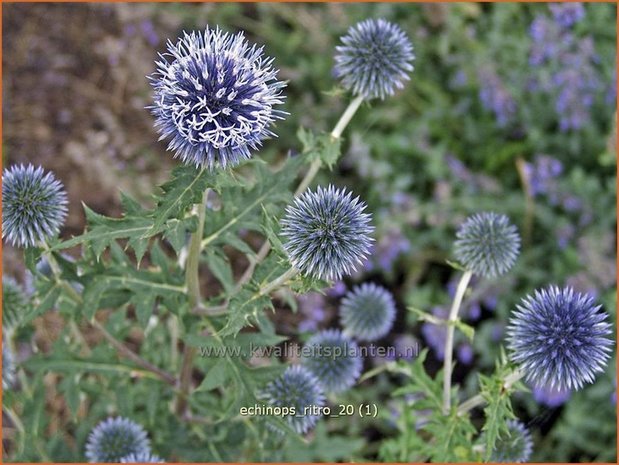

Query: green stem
left=258, top=268, right=299, bottom=297
left=330, top=94, right=364, bottom=139
left=176, top=188, right=209, bottom=415
left=442, top=269, right=473, bottom=414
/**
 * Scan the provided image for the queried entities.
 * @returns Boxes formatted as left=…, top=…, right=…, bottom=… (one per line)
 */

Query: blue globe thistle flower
left=334, top=19, right=414, bottom=100
left=486, top=419, right=533, bottom=463
left=150, top=27, right=286, bottom=170
left=2, top=164, right=68, bottom=248
left=454, top=212, right=520, bottom=278
left=120, top=452, right=164, bottom=463
left=301, top=329, right=363, bottom=393
left=260, top=365, right=325, bottom=434
left=339, top=283, right=396, bottom=341
left=3, top=277, right=29, bottom=333
left=85, top=417, right=151, bottom=463
left=507, top=286, right=613, bottom=391
left=3, top=343, right=15, bottom=390
left=281, top=185, right=374, bottom=282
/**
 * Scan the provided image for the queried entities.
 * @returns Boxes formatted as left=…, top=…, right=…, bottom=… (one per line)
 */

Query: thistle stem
left=258, top=268, right=299, bottom=297
left=442, top=269, right=473, bottom=414
left=176, top=188, right=209, bottom=415
left=331, top=94, right=364, bottom=139
left=457, top=369, right=524, bottom=415
left=235, top=95, right=364, bottom=292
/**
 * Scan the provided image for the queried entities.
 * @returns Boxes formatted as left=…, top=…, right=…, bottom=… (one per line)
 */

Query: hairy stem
left=457, top=369, right=525, bottom=415
left=176, top=188, right=209, bottom=415
left=234, top=95, right=364, bottom=293
left=442, top=269, right=473, bottom=414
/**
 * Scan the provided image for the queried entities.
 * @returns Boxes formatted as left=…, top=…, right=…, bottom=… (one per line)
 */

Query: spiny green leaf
left=146, top=164, right=221, bottom=237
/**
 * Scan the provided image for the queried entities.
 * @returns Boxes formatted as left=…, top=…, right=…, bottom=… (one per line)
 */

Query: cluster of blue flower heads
left=281, top=185, right=374, bottom=282
left=261, top=365, right=325, bottom=434
left=454, top=212, right=521, bottom=278
left=334, top=19, right=414, bottom=100
left=507, top=286, right=612, bottom=391
left=120, top=452, right=165, bottom=463
left=2, top=164, right=68, bottom=248
left=85, top=417, right=153, bottom=463
left=339, top=283, right=396, bottom=341
left=150, top=27, right=286, bottom=170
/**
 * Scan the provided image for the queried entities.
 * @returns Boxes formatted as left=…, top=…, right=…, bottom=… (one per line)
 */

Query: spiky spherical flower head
left=339, top=283, right=396, bottom=341
left=2, top=164, right=68, bottom=248
left=3, top=277, right=29, bottom=332
left=333, top=19, right=414, bottom=100
left=85, top=417, right=150, bottom=463
left=487, top=419, right=533, bottom=463
left=281, top=185, right=373, bottom=282
left=150, top=27, right=286, bottom=170
left=3, top=344, right=15, bottom=390
left=301, top=329, right=363, bottom=393
left=260, top=365, right=325, bottom=434
left=507, top=286, right=613, bottom=391
left=121, top=453, right=164, bottom=463
left=454, top=212, right=520, bottom=278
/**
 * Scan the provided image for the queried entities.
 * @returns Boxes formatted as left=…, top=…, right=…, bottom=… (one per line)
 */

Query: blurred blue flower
left=532, top=384, right=571, bottom=407
left=507, top=286, right=613, bottom=391
left=334, top=19, right=414, bottom=100
left=456, top=343, right=474, bottom=365
left=260, top=365, right=325, bottom=434
left=150, top=27, right=286, bottom=169
left=478, top=68, right=517, bottom=127
left=549, top=3, right=585, bottom=29
left=488, top=419, right=534, bottom=463
left=281, top=185, right=374, bottom=282
left=340, top=283, right=396, bottom=341
left=454, top=212, right=520, bottom=278
left=85, top=417, right=150, bottom=463
left=523, top=155, right=563, bottom=197
left=301, top=329, right=363, bottom=393
left=421, top=306, right=448, bottom=361
left=2, top=164, right=68, bottom=248
left=298, top=292, right=327, bottom=333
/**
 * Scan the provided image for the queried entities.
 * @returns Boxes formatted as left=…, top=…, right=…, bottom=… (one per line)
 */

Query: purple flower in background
left=421, top=306, right=448, bottom=360
left=523, top=155, right=563, bottom=197
left=529, top=16, right=561, bottom=66
left=478, top=67, right=517, bottom=127
left=528, top=9, right=603, bottom=132
left=549, top=3, right=585, bottom=30
left=532, top=384, right=571, bottom=407
left=456, top=343, right=474, bottom=365
left=327, top=280, right=347, bottom=298
left=298, top=292, right=327, bottom=333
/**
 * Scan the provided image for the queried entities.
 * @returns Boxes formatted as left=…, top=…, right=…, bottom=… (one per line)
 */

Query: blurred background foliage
left=2, top=2, right=616, bottom=462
